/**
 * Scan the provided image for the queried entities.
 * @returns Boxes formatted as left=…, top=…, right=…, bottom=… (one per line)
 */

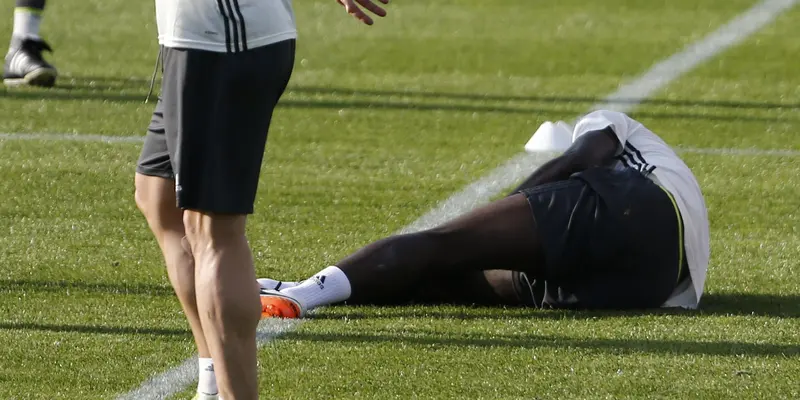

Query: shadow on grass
left=1, top=80, right=798, bottom=123
left=0, top=321, right=190, bottom=337
left=289, top=85, right=800, bottom=111
left=6, top=77, right=800, bottom=110
left=313, top=292, right=800, bottom=320
left=0, top=279, right=174, bottom=296
left=4, top=280, right=799, bottom=319
left=1, top=320, right=795, bottom=358
left=55, top=75, right=154, bottom=91
left=2, top=93, right=793, bottom=124
left=1, top=290, right=797, bottom=357
left=283, top=330, right=799, bottom=357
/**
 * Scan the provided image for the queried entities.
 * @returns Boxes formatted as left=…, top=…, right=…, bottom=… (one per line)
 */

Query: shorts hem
left=135, top=166, right=174, bottom=180
left=178, top=202, right=255, bottom=215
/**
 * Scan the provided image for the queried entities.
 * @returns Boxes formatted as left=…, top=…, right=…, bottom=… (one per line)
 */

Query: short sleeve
left=573, top=110, right=633, bottom=156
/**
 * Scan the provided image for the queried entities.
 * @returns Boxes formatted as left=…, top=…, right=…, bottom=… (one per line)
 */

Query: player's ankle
left=197, top=357, right=218, bottom=396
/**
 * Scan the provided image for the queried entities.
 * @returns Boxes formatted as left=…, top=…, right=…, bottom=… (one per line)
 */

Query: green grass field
left=1, top=0, right=799, bottom=399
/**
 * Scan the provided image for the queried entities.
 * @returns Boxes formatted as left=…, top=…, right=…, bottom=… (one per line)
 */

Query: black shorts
left=521, top=167, right=686, bottom=309
left=136, top=40, right=295, bottom=214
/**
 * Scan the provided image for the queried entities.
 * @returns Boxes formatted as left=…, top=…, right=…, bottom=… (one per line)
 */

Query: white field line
left=677, top=146, right=800, bottom=157
left=105, top=0, right=799, bottom=397
left=0, top=132, right=144, bottom=143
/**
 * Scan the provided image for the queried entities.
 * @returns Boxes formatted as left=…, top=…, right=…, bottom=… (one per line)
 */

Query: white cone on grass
left=524, top=120, right=574, bottom=153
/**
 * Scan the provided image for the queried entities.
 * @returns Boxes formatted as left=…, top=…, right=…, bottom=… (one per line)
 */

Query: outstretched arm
left=510, top=126, right=619, bottom=193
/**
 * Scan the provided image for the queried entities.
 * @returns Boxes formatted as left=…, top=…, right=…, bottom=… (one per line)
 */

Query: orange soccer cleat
left=260, top=289, right=305, bottom=319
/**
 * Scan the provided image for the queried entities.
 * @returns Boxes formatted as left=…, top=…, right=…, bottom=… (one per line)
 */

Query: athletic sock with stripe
left=279, top=266, right=352, bottom=310
left=197, top=357, right=218, bottom=396
left=12, top=7, right=43, bottom=41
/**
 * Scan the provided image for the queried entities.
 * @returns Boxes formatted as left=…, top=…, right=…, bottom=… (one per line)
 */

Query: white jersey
left=155, top=0, right=296, bottom=53
left=572, top=110, right=710, bottom=309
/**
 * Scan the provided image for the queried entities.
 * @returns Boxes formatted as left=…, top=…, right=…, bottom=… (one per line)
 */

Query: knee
left=134, top=175, right=175, bottom=222
left=134, top=185, right=149, bottom=215
left=182, top=211, right=246, bottom=250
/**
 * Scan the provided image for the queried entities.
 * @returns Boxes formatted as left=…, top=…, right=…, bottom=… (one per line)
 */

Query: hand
left=336, top=0, right=389, bottom=25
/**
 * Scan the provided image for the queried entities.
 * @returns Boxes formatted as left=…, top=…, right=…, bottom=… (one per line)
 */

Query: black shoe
left=3, top=36, right=58, bottom=87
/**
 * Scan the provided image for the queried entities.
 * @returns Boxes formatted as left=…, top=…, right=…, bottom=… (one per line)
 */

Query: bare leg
left=341, top=193, right=543, bottom=304
left=134, top=173, right=210, bottom=357
left=184, top=211, right=260, bottom=400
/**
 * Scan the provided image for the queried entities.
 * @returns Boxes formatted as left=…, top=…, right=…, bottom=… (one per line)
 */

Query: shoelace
left=145, top=46, right=163, bottom=103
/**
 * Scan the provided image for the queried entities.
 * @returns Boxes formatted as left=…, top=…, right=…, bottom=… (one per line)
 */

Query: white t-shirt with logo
left=155, top=0, right=297, bottom=53
left=572, top=110, right=710, bottom=309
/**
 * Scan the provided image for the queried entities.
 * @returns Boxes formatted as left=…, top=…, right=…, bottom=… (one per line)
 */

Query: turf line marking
left=677, top=147, right=800, bottom=157
left=118, top=0, right=796, bottom=398
left=602, top=0, right=798, bottom=110
left=0, top=132, right=144, bottom=143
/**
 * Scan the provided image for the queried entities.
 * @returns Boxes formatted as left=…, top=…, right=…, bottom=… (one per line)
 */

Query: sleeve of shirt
left=572, top=110, right=633, bottom=156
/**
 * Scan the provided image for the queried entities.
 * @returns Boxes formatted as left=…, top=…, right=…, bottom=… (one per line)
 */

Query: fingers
left=356, top=0, right=387, bottom=17
left=338, top=0, right=388, bottom=25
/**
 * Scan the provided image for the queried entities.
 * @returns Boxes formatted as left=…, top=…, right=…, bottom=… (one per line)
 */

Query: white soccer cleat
left=257, top=277, right=300, bottom=291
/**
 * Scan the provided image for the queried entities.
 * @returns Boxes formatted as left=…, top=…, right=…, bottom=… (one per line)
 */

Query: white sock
left=197, top=357, right=218, bottom=395
left=257, top=278, right=300, bottom=291
left=281, top=266, right=352, bottom=310
left=13, top=8, right=43, bottom=40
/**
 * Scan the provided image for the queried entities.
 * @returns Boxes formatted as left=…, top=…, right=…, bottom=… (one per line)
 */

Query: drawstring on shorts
left=145, top=46, right=163, bottom=103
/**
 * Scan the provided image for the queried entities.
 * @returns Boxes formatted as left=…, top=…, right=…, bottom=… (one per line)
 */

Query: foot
left=192, top=393, right=219, bottom=400
left=260, top=289, right=304, bottom=319
left=4, top=36, right=57, bottom=87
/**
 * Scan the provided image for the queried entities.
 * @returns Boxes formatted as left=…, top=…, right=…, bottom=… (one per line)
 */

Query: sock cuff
left=197, top=357, right=218, bottom=395
left=15, top=7, right=43, bottom=15
left=319, top=265, right=351, bottom=297
left=320, top=265, right=344, bottom=274
left=198, top=357, right=213, bottom=371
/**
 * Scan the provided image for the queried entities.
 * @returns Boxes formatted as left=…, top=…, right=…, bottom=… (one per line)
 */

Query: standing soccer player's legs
left=173, top=41, right=295, bottom=399
left=134, top=100, right=217, bottom=395
left=261, top=192, right=545, bottom=315
left=135, top=102, right=218, bottom=397
left=184, top=212, right=260, bottom=399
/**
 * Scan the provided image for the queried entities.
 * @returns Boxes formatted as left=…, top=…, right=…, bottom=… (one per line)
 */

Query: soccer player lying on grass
left=258, top=110, right=710, bottom=317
